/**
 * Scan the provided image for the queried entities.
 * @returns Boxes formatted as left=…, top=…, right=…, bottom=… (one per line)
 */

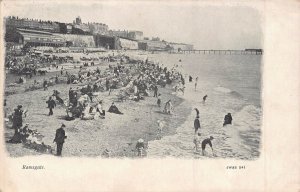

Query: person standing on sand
left=201, top=136, right=214, bottom=156
left=181, top=74, right=185, bottom=86
left=43, top=79, right=48, bottom=91
left=153, top=85, right=158, bottom=97
left=55, top=74, right=59, bottom=84
left=69, top=87, right=73, bottom=101
left=157, top=93, right=161, bottom=107
left=53, top=124, right=67, bottom=156
left=105, top=78, right=110, bottom=91
left=194, top=115, right=201, bottom=134
left=195, top=77, right=198, bottom=91
left=12, top=105, right=23, bottom=131
left=46, top=97, right=56, bottom=116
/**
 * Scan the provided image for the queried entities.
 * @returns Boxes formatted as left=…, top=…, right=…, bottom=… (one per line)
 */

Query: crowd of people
left=6, top=51, right=188, bottom=157
left=57, top=57, right=185, bottom=123
left=5, top=51, right=70, bottom=76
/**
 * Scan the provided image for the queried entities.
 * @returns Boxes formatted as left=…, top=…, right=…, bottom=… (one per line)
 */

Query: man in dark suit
left=46, top=97, right=56, bottom=116
left=13, top=105, right=24, bottom=131
left=53, top=124, right=67, bottom=156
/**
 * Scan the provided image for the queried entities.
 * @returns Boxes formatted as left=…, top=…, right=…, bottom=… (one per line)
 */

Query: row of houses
left=5, top=16, right=141, bottom=39
left=5, top=15, right=194, bottom=52
left=7, top=28, right=194, bottom=52
left=5, top=16, right=109, bottom=36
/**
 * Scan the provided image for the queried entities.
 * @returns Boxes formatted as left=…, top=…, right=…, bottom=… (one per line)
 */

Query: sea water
left=147, top=53, right=262, bottom=159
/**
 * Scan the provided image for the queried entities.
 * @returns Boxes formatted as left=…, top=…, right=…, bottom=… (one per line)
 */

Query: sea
left=146, top=53, right=262, bottom=160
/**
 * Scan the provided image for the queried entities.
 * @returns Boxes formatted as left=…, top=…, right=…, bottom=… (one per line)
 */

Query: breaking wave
left=147, top=54, right=261, bottom=159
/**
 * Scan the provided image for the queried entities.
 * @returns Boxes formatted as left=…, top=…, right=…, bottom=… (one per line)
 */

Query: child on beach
left=101, top=149, right=111, bottom=158
left=136, top=139, right=145, bottom=157
left=157, top=119, right=165, bottom=134
left=96, top=101, right=105, bottom=119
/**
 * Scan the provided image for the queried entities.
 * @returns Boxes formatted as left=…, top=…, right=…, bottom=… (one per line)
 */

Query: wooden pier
left=178, top=49, right=263, bottom=55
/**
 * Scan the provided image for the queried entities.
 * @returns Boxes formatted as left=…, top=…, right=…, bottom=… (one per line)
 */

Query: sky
left=2, top=1, right=263, bottom=49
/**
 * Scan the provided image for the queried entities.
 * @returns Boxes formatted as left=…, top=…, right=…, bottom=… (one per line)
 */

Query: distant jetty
left=178, top=49, right=263, bottom=55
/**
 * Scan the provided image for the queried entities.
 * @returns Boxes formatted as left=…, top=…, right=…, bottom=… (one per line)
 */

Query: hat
left=210, top=136, right=214, bottom=140
left=61, top=123, right=66, bottom=127
left=17, top=105, right=22, bottom=108
left=138, top=139, right=144, bottom=143
left=25, top=123, right=29, bottom=126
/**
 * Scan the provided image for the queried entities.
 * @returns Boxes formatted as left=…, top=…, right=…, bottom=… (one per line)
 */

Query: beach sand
left=4, top=57, right=192, bottom=158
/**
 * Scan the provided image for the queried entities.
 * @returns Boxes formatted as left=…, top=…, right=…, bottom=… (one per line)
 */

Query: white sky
left=2, top=1, right=263, bottom=49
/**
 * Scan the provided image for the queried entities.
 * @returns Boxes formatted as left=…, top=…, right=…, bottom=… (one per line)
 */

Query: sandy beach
left=4, top=51, right=192, bottom=157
